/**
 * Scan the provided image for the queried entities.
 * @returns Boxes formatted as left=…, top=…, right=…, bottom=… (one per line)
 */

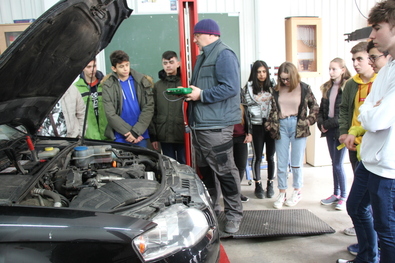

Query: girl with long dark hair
left=242, top=60, right=276, bottom=199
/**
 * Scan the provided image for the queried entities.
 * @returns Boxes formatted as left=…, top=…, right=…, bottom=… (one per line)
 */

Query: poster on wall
left=137, top=0, right=177, bottom=13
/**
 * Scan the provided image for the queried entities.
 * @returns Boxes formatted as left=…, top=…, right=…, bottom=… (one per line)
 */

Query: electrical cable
left=162, top=90, right=185, bottom=102
left=355, top=0, right=368, bottom=20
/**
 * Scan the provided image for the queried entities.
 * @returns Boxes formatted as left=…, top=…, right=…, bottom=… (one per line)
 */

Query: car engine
left=1, top=138, right=162, bottom=211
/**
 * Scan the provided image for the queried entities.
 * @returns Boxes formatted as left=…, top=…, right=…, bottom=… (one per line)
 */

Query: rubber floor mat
left=219, top=209, right=335, bottom=239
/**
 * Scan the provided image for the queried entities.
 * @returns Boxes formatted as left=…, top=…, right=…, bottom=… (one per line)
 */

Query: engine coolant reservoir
left=73, top=145, right=112, bottom=168
left=38, top=147, right=60, bottom=159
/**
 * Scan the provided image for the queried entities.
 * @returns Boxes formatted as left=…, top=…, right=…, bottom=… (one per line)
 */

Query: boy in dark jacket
left=149, top=51, right=185, bottom=163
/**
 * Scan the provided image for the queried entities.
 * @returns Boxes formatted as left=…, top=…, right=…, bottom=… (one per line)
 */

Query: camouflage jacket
left=264, top=82, right=319, bottom=140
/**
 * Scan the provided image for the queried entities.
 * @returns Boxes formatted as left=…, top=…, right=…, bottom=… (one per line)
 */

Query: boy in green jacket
left=75, top=59, right=109, bottom=140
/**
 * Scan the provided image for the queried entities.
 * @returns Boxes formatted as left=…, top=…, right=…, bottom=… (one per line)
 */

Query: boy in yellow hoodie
left=338, top=41, right=376, bottom=174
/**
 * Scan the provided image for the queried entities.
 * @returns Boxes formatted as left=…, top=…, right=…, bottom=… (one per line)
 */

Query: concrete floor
left=220, top=163, right=357, bottom=263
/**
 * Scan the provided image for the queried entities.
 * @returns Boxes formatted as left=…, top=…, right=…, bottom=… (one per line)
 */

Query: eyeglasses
left=280, top=78, right=290, bottom=83
left=369, top=54, right=384, bottom=63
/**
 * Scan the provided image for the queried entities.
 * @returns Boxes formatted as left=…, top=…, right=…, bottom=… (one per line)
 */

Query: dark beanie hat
left=194, top=19, right=220, bottom=36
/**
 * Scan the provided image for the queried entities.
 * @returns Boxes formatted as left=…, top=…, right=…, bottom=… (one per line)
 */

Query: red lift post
left=178, top=6, right=231, bottom=262
left=178, top=0, right=199, bottom=166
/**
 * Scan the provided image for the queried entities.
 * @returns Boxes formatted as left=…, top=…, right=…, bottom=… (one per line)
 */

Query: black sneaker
left=266, top=180, right=274, bottom=198
left=254, top=181, right=265, bottom=199
left=240, top=194, right=249, bottom=202
left=224, top=220, right=241, bottom=234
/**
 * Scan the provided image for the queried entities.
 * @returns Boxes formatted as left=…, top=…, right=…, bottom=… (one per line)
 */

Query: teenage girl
left=242, top=60, right=275, bottom=199
left=233, top=104, right=252, bottom=202
left=265, top=62, right=319, bottom=209
left=317, top=57, right=351, bottom=210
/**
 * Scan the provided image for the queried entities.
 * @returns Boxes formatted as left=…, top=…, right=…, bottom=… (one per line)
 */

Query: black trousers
left=233, top=135, right=248, bottom=181
left=251, top=123, right=276, bottom=181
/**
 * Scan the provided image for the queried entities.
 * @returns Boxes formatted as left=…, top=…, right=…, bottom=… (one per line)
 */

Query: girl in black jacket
left=317, top=57, right=351, bottom=210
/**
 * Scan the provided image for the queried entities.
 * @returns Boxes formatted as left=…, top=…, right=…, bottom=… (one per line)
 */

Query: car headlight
left=195, top=174, right=212, bottom=207
left=133, top=204, right=209, bottom=262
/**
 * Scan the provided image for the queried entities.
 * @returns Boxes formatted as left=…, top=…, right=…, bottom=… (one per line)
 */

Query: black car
left=0, top=0, right=219, bottom=262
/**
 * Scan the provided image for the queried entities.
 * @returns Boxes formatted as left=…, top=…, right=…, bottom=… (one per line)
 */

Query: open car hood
left=0, top=0, right=132, bottom=134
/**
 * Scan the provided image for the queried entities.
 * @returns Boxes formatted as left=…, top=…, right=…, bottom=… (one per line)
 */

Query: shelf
left=0, top=23, right=31, bottom=54
left=285, top=17, right=322, bottom=78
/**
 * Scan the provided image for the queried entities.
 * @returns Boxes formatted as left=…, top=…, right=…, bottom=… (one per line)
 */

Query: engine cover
left=69, top=179, right=160, bottom=210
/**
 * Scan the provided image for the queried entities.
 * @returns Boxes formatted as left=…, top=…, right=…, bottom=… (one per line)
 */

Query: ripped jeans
left=275, top=116, right=307, bottom=190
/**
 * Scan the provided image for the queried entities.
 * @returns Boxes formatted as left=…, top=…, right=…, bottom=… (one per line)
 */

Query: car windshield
left=0, top=124, right=26, bottom=142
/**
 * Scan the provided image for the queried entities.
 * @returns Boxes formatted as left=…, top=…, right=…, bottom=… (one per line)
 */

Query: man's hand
left=320, top=125, right=328, bottom=133
left=343, top=134, right=357, bottom=151
left=124, top=131, right=137, bottom=143
left=151, top=141, right=159, bottom=150
left=134, top=135, right=144, bottom=143
left=339, top=134, right=347, bottom=144
left=185, top=85, right=201, bottom=101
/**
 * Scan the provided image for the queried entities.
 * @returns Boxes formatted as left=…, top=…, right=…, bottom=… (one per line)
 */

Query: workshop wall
left=0, top=0, right=382, bottom=166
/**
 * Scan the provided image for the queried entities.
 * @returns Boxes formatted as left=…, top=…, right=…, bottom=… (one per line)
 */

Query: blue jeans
left=134, top=139, right=148, bottom=148
left=275, top=116, right=307, bottom=190
left=325, top=128, right=347, bottom=198
left=368, top=166, right=395, bottom=263
left=349, top=149, right=360, bottom=176
left=115, top=138, right=148, bottom=148
left=347, top=163, right=378, bottom=263
left=161, top=142, right=186, bottom=164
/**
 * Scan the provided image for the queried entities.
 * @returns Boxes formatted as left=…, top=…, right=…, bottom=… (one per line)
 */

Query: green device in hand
left=166, top=87, right=193, bottom=95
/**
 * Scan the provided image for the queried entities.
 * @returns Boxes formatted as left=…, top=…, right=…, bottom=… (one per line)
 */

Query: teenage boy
left=337, top=2, right=395, bottom=263
left=339, top=41, right=377, bottom=174
left=102, top=50, right=154, bottom=148
left=342, top=38, right=392, bottom=259
left=149, top=51, right=186, bottom=163
left=338, top=41, right=377, bottom=254
left=367, top=40, right=391, bottom=74
left=75, top=59, right=109, bottom=140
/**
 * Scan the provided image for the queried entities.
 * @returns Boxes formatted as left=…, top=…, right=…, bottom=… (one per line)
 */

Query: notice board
left=104, top=13, right=240, bottom=83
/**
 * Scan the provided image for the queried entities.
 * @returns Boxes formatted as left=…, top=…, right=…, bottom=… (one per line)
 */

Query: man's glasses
left=280, top=78, right=290, bottom=83
left=369, top=54, right=384, bottom=63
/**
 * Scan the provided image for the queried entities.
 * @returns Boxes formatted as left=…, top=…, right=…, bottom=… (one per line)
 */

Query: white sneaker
left=344, top=226, right=356, bottom=236
left=284, top=190, right=301, bottom=207
left=273, top=193, right=286, bottom=209
left=337, top=259, right=355, bottom=263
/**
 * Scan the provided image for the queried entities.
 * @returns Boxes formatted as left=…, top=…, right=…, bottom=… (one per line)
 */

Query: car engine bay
left=0, top=133, right=164, bottom=211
